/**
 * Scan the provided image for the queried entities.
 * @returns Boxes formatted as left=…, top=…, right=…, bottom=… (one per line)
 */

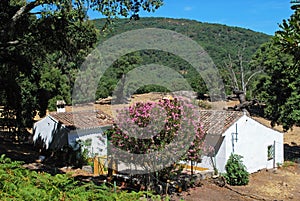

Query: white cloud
left=184, top=6, right=193, bottom=11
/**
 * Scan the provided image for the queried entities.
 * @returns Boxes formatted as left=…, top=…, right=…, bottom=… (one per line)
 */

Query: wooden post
left=113, top=181, right=117, bottom=193
left=108, top=156, right=113, bottom=178
left=273, top=140, right=276, bottom=169
left=94, top=157, right=99, bottom=176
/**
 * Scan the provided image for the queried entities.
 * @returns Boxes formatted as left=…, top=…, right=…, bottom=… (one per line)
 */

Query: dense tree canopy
left=253, top=2, right=300, bottom=130
left=0, top=0, right=163, bottom=131
left=252, top=42, right=296, bottom=130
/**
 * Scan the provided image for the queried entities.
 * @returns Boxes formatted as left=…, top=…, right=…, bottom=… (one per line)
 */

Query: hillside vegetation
left=95, top=17, right=270, bottom=65
left=92, top=18, right=271, bottom=98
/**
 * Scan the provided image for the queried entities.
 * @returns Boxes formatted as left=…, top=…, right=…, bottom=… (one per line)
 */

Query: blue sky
left=88, top=0, right=294, bottom=35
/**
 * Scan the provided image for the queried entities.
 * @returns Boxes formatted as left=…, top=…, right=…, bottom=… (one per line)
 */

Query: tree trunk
left=233, top=89, right=246, bottom=104
left=228, top=89, right=258, bottom=112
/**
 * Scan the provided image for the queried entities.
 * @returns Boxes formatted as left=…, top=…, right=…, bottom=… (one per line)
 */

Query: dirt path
left=171, top=181, right=255, bottom=201
left=171, top=165, right=300, bottom=201
left=232, top=165, right=300, bottom=200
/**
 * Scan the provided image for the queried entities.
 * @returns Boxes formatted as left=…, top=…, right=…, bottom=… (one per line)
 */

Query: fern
left=0, top=155, right=155, bottom=200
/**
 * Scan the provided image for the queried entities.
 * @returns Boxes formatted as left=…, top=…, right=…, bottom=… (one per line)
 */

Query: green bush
left=224, top=153, right=249, bottom=186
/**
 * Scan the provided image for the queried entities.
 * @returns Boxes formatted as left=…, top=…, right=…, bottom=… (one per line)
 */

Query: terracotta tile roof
left=49, top=109, right=242, bottom=134
left=49, top=110, right=114, bottom=129
left=199, top=110, right=244, bottom=152
left=199, top=110, right=244, bottom=135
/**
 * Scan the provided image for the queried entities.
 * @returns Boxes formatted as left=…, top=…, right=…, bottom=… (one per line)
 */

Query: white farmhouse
left=33, top=110, right=113, bottom=157
left=33, top=108, right=284, bottom=174
left=197, top=110, right=284, bottom=173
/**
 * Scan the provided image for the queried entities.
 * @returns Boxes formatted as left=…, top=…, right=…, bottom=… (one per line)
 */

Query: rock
left=279, top=181, right=288, bottom=187
left=36, top=155, right=45, bottom=163
left=95, top=97, right=112, bottom=104
left=194, top=177, right=203, bottom=187
left=198, top=170, right=214, bottom=180
left=82, top=165, right=93, bottom=174
left=212, top=175, right=219, bottom=179
left=213, top=176, right=226, bottom=187
left=23, top=163, right=44, bottom=170
left=172, top=90, right=197, bottom=99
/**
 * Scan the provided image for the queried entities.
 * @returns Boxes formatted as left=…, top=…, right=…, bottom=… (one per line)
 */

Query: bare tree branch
left=7, top=40, right=19, bottom=45
left=244, top=70, right=264, bottom=89
left=224, top=46, right=264, bottom=111
left=11, top=1, right=41, bottom=23
left=224, top=54, right=239, bottom=90
left=238, top=46, right=245, bottom=93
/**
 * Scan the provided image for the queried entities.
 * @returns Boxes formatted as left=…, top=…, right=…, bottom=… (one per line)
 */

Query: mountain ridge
left=92, top=17, right=271, bottom=97
left=93, top=17, right=270, bottom=66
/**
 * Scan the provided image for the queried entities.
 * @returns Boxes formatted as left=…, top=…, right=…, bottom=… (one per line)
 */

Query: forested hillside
left=93, top=17, right=271, bottom=98
left=0, top=8, right=271, bottom=131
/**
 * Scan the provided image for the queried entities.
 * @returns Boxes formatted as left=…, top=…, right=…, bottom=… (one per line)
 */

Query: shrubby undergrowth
left=0, top=154, right=152, bottom=201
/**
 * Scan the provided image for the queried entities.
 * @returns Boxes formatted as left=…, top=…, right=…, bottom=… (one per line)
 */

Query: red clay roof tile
left=50, top=110, right=113, bottom=129
left=199, top=110, right=244, bottom=135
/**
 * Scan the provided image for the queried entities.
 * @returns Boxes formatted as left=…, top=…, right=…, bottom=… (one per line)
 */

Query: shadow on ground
left=0, top=133, right=38, bottom=164
left=284, top=143, right=300, bottom=162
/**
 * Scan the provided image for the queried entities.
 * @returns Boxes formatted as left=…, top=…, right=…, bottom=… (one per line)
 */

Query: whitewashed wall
left=68, top=127, right=109, bottom=157
left=196, top=138, right=227, bottom=172
left=224, top=115, right=284, bottom=173
left=33, top=116, right=111, bottom=158
left=33, top=116, right=61, bottom=149
left=195, top=115, right=284, bottom=174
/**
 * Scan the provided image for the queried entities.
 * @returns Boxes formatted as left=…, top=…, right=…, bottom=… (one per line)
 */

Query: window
left=267, top=145, right=274, bottom=160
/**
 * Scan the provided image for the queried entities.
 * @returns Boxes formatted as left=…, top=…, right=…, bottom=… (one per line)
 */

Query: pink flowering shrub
left=107, top=97, right=207, bottom=175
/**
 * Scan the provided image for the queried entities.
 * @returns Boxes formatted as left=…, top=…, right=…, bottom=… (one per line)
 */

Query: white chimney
left=56, top=100, right=66, bottom=113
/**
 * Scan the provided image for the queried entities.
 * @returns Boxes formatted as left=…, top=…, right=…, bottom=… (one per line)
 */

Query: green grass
left=281, top=161, right=296, bottom=168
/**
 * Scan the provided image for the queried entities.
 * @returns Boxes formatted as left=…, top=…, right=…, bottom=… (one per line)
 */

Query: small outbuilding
left=197, top=110, right=284, bottom=173
left=33, top=110, right=113, bottom=157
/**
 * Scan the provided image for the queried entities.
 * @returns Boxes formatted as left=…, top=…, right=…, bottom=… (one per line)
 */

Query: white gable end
left=222, top=115, right=284, bottom=173
left=33, top=116, right=59, bottom=149
left=196, top=114, right=284, bottom=174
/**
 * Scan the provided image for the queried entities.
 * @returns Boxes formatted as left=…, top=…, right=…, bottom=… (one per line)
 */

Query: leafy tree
left=275, top=0, right=300, bottom=64
left=96, top=52, right=143, bottom=100
left=252, top=41, right=297, bottom=131
left=252, top=1, right=300, bottom=130
left=0, top=0, right=163, bottom=131
left=39, top=66, right=71, bottom=112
